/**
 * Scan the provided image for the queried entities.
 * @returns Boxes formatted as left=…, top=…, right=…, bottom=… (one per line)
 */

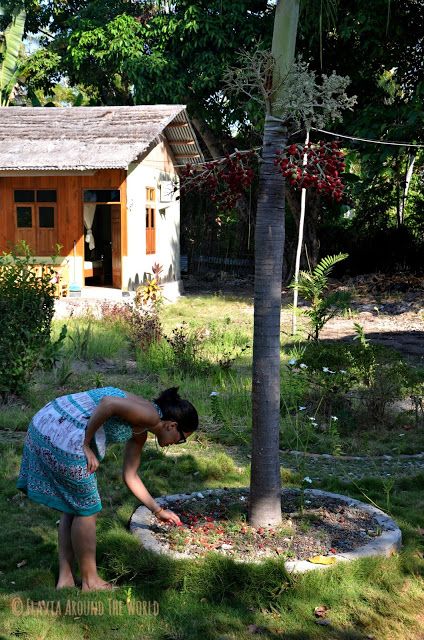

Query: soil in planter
left=150, top=489, right=380, bottom=562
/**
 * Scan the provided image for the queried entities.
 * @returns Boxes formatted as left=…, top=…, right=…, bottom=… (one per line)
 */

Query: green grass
left=0, top=441, right=423, bottom=639
left=52, top=317, right=130, bottom=362
left=1, top=292, right=424, bottom=637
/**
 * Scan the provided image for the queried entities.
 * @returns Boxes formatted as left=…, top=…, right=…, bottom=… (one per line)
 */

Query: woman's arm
left=122, top=437, right=181, bottom=525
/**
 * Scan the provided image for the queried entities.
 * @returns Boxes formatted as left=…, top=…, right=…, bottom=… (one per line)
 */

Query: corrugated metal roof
left=0, top=105, right=204, bottom=171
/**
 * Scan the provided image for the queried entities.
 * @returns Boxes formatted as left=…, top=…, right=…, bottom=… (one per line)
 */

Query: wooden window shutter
left=146, top=187, right=156, bottom=255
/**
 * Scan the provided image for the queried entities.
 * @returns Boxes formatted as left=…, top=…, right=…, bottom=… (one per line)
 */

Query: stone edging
left=283, top=449, right=424, bottom=461
left=129, top=488, right=402, bottom=574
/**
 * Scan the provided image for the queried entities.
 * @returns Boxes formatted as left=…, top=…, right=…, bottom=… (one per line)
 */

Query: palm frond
left=312, top=253, right=348, bottom=281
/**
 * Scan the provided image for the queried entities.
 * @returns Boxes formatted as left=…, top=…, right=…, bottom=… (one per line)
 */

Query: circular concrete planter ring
left=129, top=488, right=402, bottom=574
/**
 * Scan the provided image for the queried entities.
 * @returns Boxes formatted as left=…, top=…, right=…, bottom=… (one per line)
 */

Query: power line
left=142, top=128, right=424, bottom=170
left=311, top=127, right=424, bottom=149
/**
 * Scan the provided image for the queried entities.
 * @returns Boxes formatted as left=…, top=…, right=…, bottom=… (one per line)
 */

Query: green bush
left=0, top=243, right=61, bottom=398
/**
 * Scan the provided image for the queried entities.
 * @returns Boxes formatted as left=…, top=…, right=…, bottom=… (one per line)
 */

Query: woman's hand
left=83, top=444, right=99, bottom=474
left=155, top=508, right=182, bottom=526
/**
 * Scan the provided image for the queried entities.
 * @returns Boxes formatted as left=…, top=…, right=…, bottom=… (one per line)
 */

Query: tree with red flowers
left=180, top=3, right=356, bottom=528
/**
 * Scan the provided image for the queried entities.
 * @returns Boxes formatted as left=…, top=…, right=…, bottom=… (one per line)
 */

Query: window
left=37, top=190, right=57, bottom=202
left=14, top=190, right=57, bottom=254
left=14, top=190, right=35, bottom=203
left=39, top=206, right=55, bottom=228
left=83, top=189, right=120, bottom=203
left=146, top=187, right=156, bottom=255
left=16, top=206, right=33, bottom=228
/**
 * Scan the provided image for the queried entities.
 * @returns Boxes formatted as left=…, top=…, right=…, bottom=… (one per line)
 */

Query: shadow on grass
left=1, top=442, right=424, bottom=640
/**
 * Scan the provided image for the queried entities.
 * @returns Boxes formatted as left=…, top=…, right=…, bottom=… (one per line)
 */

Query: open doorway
left=83, top=190, right=121, bottom=288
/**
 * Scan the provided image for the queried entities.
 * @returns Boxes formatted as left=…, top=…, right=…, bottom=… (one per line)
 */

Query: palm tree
left=249, top=0, right=300, bottom=527
left=249, top=0, right=389, bottom=527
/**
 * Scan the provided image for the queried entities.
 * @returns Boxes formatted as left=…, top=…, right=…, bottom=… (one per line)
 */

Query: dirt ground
left=184, top=272, right=424, bottom=360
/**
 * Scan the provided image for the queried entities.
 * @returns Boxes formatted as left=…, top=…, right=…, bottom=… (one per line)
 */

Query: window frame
left=14, top=189, right=58, bottom=252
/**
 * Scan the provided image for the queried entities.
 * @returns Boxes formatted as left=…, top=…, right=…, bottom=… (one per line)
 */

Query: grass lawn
left=0, top=292, right=423, bottom=639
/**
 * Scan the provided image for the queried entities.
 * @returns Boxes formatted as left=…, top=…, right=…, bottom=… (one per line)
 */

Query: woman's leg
left=71, top=514, right=112, bottom=591
left=57, top=513, right=76, bottom=588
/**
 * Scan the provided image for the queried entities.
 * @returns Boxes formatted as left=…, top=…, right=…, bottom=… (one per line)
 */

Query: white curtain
left=83, top=203, right=97, bottom=250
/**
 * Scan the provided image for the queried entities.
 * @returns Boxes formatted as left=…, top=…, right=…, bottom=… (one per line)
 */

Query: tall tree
left=19, top=0, right=273, bottom=156
left=249, top=0, right=300, bottom=527
left=296, top=0, right=424, bottom=248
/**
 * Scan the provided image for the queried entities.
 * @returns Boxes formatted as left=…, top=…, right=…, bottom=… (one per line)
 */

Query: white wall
left=124, top=139, right=181, bottom=293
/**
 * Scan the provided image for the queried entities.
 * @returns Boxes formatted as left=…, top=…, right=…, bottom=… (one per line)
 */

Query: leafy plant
left=129, top=309, right=163, bottom=352
left=69, top=322, right=93, bottom=360
left=360, top=360, right=412, bottom=425
left=39, top=324, right=68, bottom=370
left=351, top=322, right=376, bottom=386
left=328, top=416, right=343, bottom=456
left=134, top=263, right=164, bottom=310
left=0, top=242, right=57, bottom=398
left=100, top=301, right=133, bottom=327
left=129, top=264, right=165, bottom=352
left=0, top=6, right=26, bottom=106
left=165, top=322, right=208, bottom=373
left=54, top=355, right=73, bottom=387
left=290, top=253, right=350, bottom=341
left=217, top=342, right=250, bottom=370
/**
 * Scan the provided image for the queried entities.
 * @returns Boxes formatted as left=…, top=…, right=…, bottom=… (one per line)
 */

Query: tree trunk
left=249, top=115, right=287, bottom=527
left=248, top=0, right=299, bottom=529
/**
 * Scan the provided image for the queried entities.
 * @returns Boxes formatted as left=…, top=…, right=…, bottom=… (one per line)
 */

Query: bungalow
left=0, top=105, right=203, bottom=295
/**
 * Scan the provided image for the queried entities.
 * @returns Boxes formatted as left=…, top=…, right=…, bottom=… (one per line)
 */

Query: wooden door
left=111, top=204, right=121, bottom=288
left=37, top=205, right=57, bottom=255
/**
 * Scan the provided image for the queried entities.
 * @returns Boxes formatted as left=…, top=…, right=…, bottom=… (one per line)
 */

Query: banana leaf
left=0, top=7, right=26, bottom=106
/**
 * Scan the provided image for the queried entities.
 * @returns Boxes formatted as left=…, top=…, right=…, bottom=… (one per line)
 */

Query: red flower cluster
left=274, top=140, right=346, bottom=201
left=180, top=151, right=257, bottom=212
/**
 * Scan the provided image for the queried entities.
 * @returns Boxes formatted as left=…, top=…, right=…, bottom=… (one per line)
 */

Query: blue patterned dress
left=17, top=387, right=134, bottom=516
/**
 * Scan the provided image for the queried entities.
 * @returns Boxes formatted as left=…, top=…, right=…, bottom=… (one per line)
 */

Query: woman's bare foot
left=81, top=578, right=114, bottom=592
left=56, top=576, right=76, bottom=589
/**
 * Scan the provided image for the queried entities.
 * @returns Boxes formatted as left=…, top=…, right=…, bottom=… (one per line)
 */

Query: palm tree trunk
left=248, top=0, right=300, bottom=528
left=249, top=116, right=287, bottom=527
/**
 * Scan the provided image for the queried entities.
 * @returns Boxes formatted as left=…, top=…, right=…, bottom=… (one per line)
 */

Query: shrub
left=0, top=242, right=63, bottom=398
left=99, top=301, right=133, bottom=327
left=166, top=322, right=209, bottom=373
left=129, top=264, right=164, bottom=352
left=129, top=308, right=163, bottom=351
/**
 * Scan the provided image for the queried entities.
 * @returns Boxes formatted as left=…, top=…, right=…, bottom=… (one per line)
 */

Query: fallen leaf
left=16, top=560, right=27, bottom=568
left=314, top=605, right=329, bottom=618
left=308, top=555, right=337, bottom=565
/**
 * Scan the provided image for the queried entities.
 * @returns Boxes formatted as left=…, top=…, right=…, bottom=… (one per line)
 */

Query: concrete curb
left=284, top=450, right=424, bottom=461
left=129, top=488, right=402, bottom=574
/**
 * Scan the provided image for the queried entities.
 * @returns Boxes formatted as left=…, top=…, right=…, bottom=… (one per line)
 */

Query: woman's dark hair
left=154, top=387, right=199, bottom=433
